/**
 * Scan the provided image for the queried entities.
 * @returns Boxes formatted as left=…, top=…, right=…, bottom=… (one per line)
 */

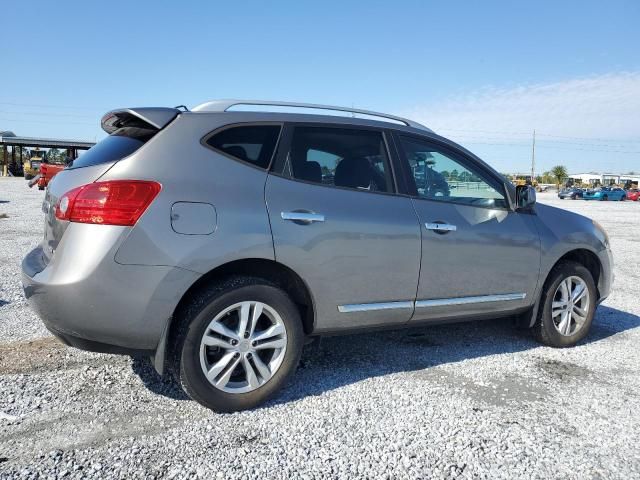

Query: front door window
left=398, top=136, right=507, bottom=209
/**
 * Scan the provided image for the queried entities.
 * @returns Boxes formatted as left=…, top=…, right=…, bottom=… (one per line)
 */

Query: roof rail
left=191, top=99, right=432, bottom=132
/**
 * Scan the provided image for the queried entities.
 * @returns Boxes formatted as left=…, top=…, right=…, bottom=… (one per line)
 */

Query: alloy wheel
left=199, top=301, right=287, bottom=393
left=551, top=276, right=590, bottom=336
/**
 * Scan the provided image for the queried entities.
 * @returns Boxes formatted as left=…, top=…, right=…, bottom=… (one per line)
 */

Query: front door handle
left=281, top=211, right=325, bottom=224
left=425, top=222, right=457, bottom=234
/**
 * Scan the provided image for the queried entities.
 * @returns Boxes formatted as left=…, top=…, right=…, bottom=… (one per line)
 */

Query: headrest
left=295, top=161, right=322, bottom=183
left=335, top=157, right=372, bottom=189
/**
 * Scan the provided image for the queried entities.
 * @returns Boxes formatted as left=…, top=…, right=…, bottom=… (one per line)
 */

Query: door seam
left=263, top=173, right=277, bottom=262
left=408, top=197, right=423, bottom=323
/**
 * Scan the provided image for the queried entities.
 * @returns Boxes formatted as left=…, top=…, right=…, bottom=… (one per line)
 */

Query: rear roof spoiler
left=101, top=107, right=180, bottom=134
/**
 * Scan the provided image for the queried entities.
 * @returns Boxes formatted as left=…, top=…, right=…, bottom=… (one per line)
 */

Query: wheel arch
left=520, top=247, right=603, bottom=329
left=178, top=257, right=315, bottom=331
left=552, top=248, right=602, bottom=295
left=153, top=258, right=316, bottom=375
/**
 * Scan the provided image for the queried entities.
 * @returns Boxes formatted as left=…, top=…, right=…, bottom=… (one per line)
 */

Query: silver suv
left=22, top=100, right=613, bottom=412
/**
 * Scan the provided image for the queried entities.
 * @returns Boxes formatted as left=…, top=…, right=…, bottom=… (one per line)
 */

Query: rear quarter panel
left=104, top=113, right=276, bottom=274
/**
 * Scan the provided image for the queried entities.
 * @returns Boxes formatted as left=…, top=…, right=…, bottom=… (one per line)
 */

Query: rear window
left=67, top=127, right=156, bottom=169
left=204, top=125, right=281, bottom=169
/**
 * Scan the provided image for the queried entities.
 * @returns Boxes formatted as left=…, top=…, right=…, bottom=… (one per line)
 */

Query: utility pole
left=530, top=129, right=536, bottom=182
left=531, top=129, right=536, bottom=183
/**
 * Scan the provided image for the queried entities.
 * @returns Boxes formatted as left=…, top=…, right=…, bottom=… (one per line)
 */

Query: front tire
left=171, top=277, right=303, bottom=412
left=532, top=261, right=596, bottom=347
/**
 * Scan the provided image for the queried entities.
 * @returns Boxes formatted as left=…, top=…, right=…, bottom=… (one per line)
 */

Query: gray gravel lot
left=1, top=177, right=639, bottom=479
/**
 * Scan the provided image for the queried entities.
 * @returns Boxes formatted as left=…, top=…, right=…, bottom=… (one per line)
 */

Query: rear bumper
left=45, top=321, right=153, bottom=356
left=21, top=243, right=199, bottom=353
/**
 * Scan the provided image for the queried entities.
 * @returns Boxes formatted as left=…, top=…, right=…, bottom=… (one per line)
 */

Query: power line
left=436, top=127, right=640, bottom=144
left=0, top=116, right=97, bottom=126
left=441, top=131, right=640, bottom=149
left=462, top=140, right=640, bottom=154
left=0, top=101, right=108, bottom=111
left=535, top=144, right=640, bottom=154
left=0, top=110, right=97, bottom=118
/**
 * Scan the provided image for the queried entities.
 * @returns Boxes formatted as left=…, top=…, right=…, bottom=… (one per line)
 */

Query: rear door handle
left=281, top=211, right=325, bottom=224
left=425, top=222, right=457, bottom=234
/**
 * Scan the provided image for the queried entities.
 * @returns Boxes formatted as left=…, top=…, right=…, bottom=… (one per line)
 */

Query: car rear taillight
left=55, top=180, right=161, bottom=226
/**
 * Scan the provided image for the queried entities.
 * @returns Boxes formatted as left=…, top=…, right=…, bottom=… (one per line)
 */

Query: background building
left=567, top=172, right=640, bottom=187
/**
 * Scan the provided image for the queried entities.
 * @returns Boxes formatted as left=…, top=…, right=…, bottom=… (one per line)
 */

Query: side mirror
left=516, top=185, right=536, bottom=210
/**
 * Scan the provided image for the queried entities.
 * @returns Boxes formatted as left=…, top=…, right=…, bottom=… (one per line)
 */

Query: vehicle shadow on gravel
left=130, top=357, right=190, bottom=401
left=587, top=306, right=640, bottom=342
left=131, top=306, right=638, bottom=406
left=272, top=305, right=640, bottom=406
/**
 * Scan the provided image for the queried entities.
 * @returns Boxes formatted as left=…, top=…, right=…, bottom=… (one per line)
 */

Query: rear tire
left=531, top=261, right=596, bottom=348
left=170, top=277, right=303, bottom=412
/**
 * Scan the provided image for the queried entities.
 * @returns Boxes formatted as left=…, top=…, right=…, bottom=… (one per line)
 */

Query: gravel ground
left=1, top=177, right=639, bottom=479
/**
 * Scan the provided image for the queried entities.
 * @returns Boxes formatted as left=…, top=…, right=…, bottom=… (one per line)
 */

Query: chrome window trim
left=337, top=293, right=526, bottom=313
left=415, top=293, right=526, bottom=308
left=337, top=301, right=414, bottom=313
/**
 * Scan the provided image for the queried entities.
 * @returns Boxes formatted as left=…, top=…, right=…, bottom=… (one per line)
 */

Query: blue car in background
left=583, top=187, right=627, bottom=201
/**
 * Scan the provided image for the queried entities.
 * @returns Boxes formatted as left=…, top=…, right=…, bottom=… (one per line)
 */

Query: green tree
left=47, top=148, right=61, bottom=163
left=551, top=165, right=568, bottom=187
left=540, top=171, right=554, bottom=184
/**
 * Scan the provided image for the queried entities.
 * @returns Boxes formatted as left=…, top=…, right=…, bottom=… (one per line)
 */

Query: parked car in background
left=626, top=189, right=640, bottom=201
left=583, top=187, right=627, bottom=201
left=22, top=100, right=614, bottom=412
left=558, top=187, right=584, bottom=200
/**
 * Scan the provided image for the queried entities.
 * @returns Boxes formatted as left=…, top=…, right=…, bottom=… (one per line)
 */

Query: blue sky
left=2, top=0, right=639, bottom=173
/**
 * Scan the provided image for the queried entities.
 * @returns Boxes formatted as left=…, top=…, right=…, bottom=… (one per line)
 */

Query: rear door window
left=205, top=125, right=281, bottom=169
left=283, top=126, right=394, bottom=193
